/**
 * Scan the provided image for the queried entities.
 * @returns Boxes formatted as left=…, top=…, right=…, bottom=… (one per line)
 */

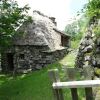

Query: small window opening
left=19, top=54, right=25, bottom=60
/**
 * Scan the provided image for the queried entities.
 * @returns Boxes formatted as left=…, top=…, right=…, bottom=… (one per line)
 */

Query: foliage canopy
left=0, top=0, right=32, bottom=51
left=64, top=15, right=89, bottom=40
left=84, top=0, right=100, bottom=36
left=84, top=0, right=100, bottom=18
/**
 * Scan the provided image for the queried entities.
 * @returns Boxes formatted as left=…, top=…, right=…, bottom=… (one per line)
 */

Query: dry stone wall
left=75, top=19, right=100, bottom=72
left=1, top=46, right=69, bottom=73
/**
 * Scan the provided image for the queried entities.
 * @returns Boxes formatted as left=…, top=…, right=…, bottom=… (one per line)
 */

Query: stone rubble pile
left=75, top=29, right=94, bottom=68
left=92, top=37, right=100, bottom=68
left=75, top=19, right=100, bottom=76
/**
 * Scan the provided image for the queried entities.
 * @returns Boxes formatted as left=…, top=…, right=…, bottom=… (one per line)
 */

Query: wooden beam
left=48, top=69, right=64, bottom=100
left=71, top=88, right=78, bottom=100
left=64, top=67, right=77, bottom=81
left=85, top=87, right=94, bottom=100
left=53, top=80, right=100, bottom=89
left=48, top=69, right=60, bottom=82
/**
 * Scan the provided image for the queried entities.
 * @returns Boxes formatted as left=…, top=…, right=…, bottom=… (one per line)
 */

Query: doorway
left=6, top=53, right=14, bottom=71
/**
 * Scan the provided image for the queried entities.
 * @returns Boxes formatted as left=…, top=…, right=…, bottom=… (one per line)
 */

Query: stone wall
left=92, top=37, right=100, bottom=68
left=75, top=29, right=94, bottom=68
left=1, top=46, right=69, bottom=73
left=51, top=30, right=61, bottom=49
left=75, top=18, right=100, bottom=72
left=16, top=46, right=69, bottom=72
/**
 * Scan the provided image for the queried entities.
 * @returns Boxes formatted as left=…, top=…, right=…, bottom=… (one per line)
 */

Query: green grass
left=0, top=68, right=50, bottom=99
left=60, top=51, right=76, bottom=67
left=0, top=63, right=62, bottom=100
left=0, top=52, right=85, bottom=100
left=71, top=40, right=80, bottom=49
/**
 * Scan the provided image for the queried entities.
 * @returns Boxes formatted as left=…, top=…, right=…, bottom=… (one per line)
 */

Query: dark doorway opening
left=61, top=36, right=64, bottom=46
left=7, top=53, right=14, bottom=71
left=61, top=36, right=70, bottom=47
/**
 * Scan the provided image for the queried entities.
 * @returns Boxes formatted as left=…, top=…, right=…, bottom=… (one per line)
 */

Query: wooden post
left=71, top=88, right=78, bottom=100
left=48, top=69, right=64, bottom=100
left=53, top=80, right=100, bottom=100
left=64, top=67, right=80, bottom=81
left=85, top=87, right=94, bottom=100
left=64, top=67, right=79, bottom=100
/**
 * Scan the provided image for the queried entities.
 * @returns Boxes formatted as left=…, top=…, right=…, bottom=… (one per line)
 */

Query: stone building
left=1, top=11, right=70, bottom=73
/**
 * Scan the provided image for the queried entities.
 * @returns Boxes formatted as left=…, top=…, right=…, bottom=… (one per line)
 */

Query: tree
left=64, top=15, right=90, bottom=40
left=84, top=0, right=100, bottom=18
left=64, top=21, right=79, bottom=40
left=84, top=0, right=100, bottom=37
left=0, top=0, right=32, bottom=52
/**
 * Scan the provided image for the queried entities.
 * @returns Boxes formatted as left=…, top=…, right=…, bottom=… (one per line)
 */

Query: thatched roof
left=13, top=11, right=70, bottom=50
left=53, top=28, right=70, bottom=38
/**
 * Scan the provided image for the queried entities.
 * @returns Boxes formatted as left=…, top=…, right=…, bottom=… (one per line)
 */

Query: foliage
left=60, top=51, right=76, bottom=67
left=64, top=15, right=89, bottom=40
left=64, top=21, right=79, bottom=40
left=84, top=0, right=100, bottom=18
left=71, top=40, right=80, bottom=49
left=83, top=0, right=100, bottom=37
left=93, top=26, right=100, bottom=37
left=95, top=68, right=100, bottom=76
left=0, top=0, right=32, bottom=51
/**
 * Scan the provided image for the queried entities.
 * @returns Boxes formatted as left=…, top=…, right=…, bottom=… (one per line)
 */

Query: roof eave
left=53, top=28, right=71, bottom=38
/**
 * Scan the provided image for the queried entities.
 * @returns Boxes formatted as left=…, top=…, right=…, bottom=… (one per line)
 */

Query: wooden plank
left=48, top=69, right=60, bottom=82
left=53, top=80, right=100, bottom=89
left=71, top=88, right=78, bottom=100
left=64, top=68, right=79, bottom=100
left=85, top=87, right=94, bottom=100
left=58, top=89, right=64, bottom=100
left=48, top=69, right=64, bottom=100
left=52, top=89, right=64, bottom=100
left=53, top=89, right=60, bottom=100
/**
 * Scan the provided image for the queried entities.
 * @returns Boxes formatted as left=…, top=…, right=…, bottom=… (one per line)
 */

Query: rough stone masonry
left=1, top=11, right=70, bottom=73
left=75, top=17, right=100, bottom=76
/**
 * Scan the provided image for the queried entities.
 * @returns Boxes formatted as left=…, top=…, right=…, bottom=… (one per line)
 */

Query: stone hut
left=1, top=11, right=70, bottom=73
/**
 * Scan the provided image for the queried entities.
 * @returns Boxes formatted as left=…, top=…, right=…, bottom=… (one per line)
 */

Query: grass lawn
left=0, top=51, right=85, bottom=100
left=60, top=51, right=76, bottom=67
left=0, top=63, right=60, bottom=100
left=0, top=54, right=68, bottom=100
left=71, top=40, right=80, bottom=49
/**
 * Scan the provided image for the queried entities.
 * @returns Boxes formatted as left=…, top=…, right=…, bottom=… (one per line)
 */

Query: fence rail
left=53, top=80, right=100, bottom=89
left=48, top=69, right=100, bottom=100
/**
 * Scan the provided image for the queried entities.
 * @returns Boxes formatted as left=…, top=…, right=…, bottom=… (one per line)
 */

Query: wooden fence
left=48, top=68, right=100, bottom=100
